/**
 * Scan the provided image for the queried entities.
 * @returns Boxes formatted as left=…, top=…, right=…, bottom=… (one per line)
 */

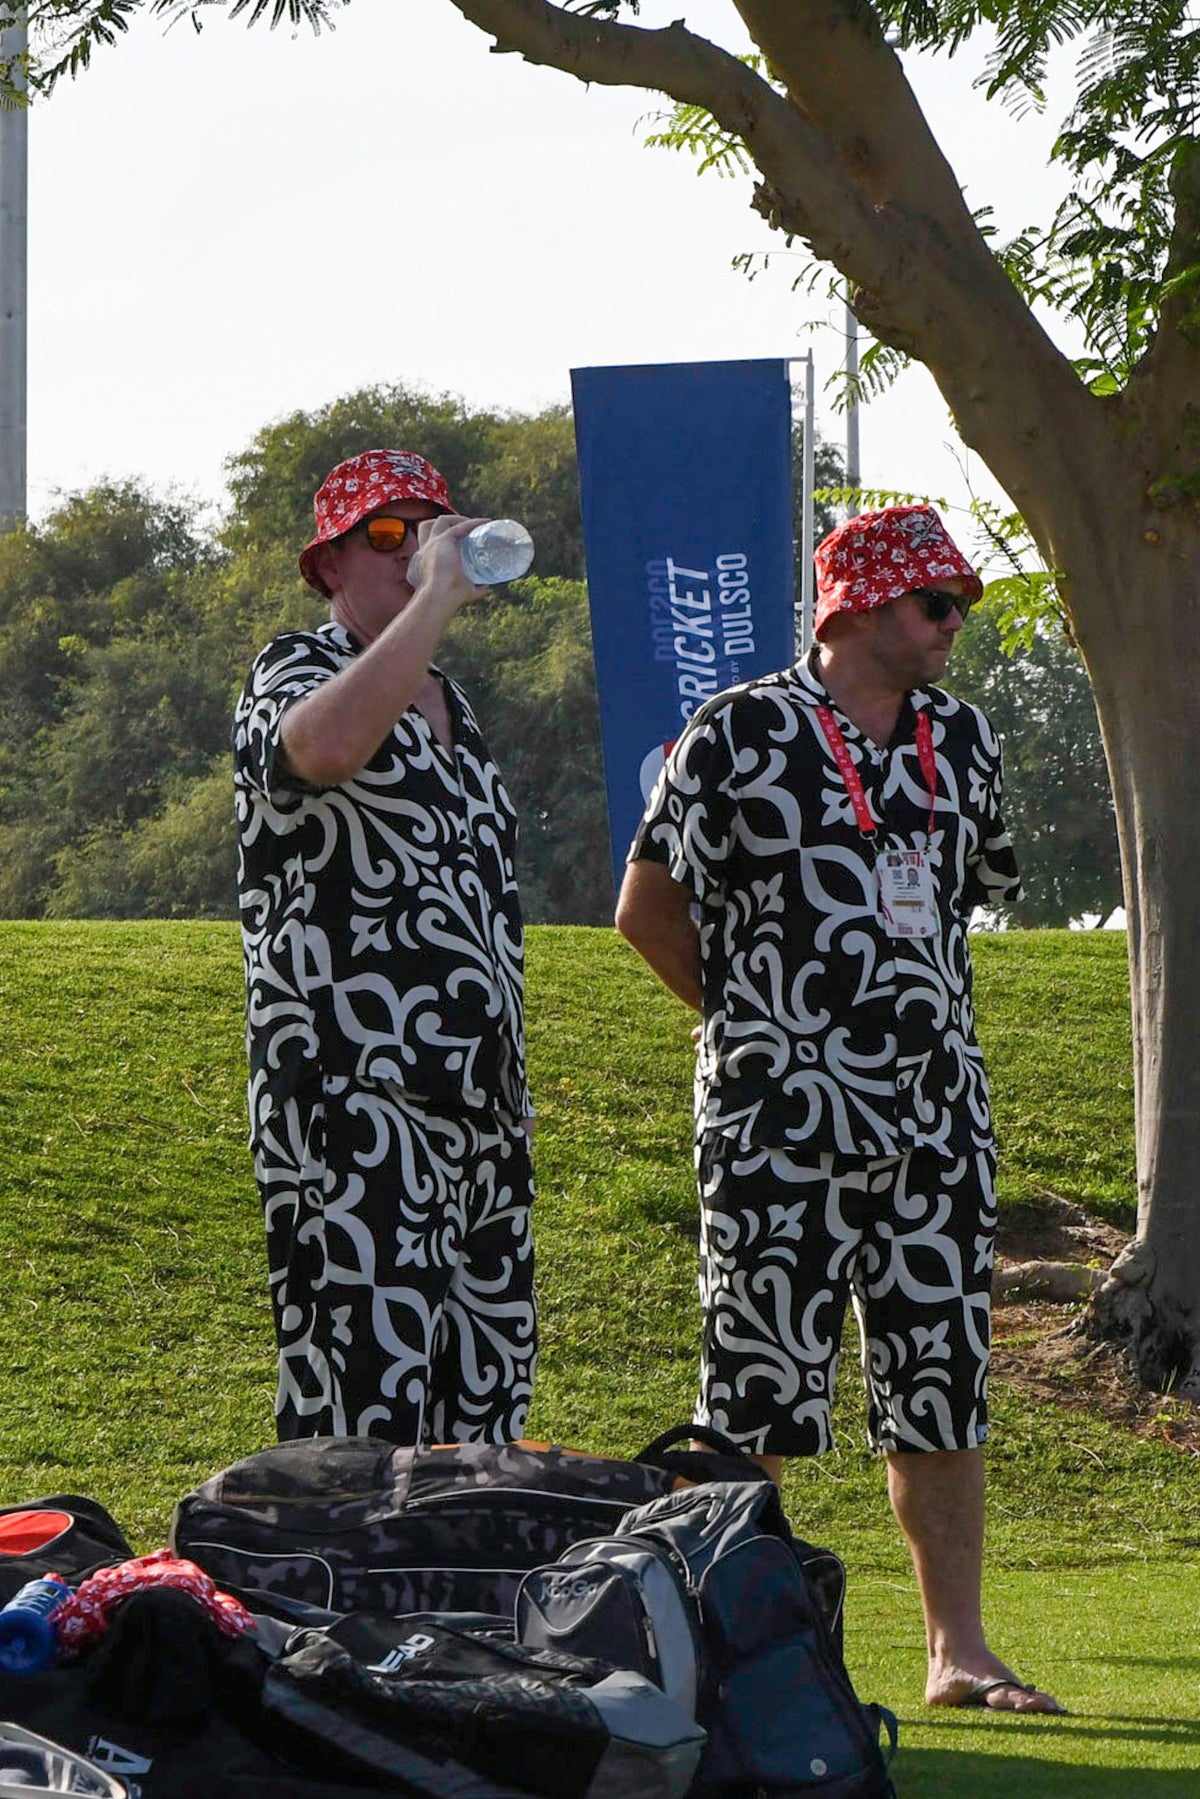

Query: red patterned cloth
left=53, top=1550, right=252, bottom=1660
left=814, top=504, right=982, bottom=639
left=299, top=448, right=454, bottom=595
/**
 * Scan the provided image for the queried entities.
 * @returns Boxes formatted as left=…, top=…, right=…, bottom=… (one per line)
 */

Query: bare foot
left=927, top=1663, right=1066, bottom=1713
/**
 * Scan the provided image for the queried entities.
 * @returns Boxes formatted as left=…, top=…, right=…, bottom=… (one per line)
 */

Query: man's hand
left=409, top=515, right=488, bottom=615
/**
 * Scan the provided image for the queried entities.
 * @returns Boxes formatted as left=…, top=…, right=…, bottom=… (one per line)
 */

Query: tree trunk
left=1066, top=526, right=1200, bottom=1393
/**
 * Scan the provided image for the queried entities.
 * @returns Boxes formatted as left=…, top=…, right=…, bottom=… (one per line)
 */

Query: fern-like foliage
left=965, top=495, right=1068, bottom=649
left=645, top=103, right=754, bottom=177
left=0, top=0, right=343, bottom=97
left=645, top=55, right=777, bottom=178
left=830, top=341, right=913, bottom=411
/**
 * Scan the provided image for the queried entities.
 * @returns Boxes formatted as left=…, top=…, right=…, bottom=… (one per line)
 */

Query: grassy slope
left=0, top=922, right=1194, bottom=1790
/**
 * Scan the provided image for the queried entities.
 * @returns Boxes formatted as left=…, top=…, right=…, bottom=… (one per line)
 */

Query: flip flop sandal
left=956, top=1677, right=1040, bottom=1708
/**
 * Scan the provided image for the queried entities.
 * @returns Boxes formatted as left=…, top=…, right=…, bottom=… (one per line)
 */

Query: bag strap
left=868, top=1702, right=900, bottom=1767
left=635, top=1423, right=773, bottom=1483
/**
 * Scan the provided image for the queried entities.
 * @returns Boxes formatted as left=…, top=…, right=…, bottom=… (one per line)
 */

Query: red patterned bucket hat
left=299, top=448, right=454, bottom=596
left=813, top=504, right=982, bottom=639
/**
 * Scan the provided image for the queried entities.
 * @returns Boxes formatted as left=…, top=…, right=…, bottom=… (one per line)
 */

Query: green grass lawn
left=0, top=920, right=1193, bottom=1792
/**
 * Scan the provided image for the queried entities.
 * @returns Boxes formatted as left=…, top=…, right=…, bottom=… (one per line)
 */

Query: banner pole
left=800, top=350, right=815, bottom=655
left=0, top=14, right=27, bottom=532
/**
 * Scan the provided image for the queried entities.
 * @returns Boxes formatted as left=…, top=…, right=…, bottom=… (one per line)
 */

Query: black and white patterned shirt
left=629, top=651, right=1021, bottom=1158
left=234, top=622, right=529, bottom=1119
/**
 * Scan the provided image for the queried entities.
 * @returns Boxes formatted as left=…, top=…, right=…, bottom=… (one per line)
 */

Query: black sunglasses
left=908, top=586, right=973, bottom=623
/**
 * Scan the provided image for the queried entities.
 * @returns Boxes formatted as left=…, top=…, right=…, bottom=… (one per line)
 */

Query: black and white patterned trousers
left=694, top=1137, right=996, bottom=1457
left=250, top=1076, right=537, bottom=1444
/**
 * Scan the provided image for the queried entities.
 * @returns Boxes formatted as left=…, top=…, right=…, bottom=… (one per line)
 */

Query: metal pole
left=0, top=14, right=26, bottom=531
left=800, top=350, right=815, bottom=654
left=845, top=298, right=860, bottom=515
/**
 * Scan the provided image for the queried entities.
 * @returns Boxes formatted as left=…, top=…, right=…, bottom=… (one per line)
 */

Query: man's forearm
left=281, top=584, right=459, bottom=786
left=615, top=859, right=703, bottom=1011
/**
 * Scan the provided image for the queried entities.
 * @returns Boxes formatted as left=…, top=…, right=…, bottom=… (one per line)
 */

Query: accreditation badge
left=877, top=848, right=938, bottom=938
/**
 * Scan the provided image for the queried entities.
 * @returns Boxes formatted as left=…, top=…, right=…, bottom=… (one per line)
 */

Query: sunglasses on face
left=908, top=586, right=973, bottom=623
left=358, top=515, right=421, bottom=553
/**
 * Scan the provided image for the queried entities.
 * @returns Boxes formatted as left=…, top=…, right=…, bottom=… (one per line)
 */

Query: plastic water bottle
left=459, top=519, right=534, bottom=585
left=0, top=1574, right=69, bottom=1673
left=410, top=519, right=534, bottom=590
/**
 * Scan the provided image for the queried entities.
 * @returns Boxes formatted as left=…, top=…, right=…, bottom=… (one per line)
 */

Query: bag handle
left=636, top=1423, right=771, bottom=1478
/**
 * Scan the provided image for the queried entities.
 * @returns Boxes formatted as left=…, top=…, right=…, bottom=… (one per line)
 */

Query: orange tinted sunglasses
left=360, top=515, right=420, bottom=553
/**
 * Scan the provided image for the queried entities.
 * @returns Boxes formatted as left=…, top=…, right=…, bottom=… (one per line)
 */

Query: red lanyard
left=815, top=706, right=938, bottom=841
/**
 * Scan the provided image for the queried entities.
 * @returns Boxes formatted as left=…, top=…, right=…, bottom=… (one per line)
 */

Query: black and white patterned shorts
left=693, top=1137, right=996, bottom=1456
left=251, top=1076, right=537, bottom=1445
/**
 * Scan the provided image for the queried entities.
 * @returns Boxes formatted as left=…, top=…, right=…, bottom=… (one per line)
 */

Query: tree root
left=994, top=1259, right=1105, bottom=1303
left=1075, top=1241, right=1200, bottom=1400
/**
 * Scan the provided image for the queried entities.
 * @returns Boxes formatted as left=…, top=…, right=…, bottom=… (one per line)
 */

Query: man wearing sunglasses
left=618, top=504, right=1062, bottom=1714
left=233, top=448, right=537, bottom=1450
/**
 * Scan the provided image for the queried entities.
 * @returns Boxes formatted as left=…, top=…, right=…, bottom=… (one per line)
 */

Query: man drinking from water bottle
left=233, top=449, right=537, bottom=1447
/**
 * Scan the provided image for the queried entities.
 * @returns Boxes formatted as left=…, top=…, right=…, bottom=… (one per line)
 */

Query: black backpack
left=516, top=1481, right=896, bottom=1798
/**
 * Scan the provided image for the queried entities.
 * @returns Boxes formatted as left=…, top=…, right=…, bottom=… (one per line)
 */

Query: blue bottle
left=0, top=1574, right=69, bottom=1672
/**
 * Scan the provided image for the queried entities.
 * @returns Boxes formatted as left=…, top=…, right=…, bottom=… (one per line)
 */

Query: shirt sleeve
left=233, top=632, right=342, bottom=803
left=628, top=699, right=739, bottom=906
left=963, top=715, right=1023, bottom=911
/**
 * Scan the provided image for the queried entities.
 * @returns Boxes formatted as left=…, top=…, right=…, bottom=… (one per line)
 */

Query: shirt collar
left=321, top=618, right=360, bottom=655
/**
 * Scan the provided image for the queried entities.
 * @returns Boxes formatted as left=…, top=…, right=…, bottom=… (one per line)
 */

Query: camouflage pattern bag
left=170, top=1435, right=697, bottom=1621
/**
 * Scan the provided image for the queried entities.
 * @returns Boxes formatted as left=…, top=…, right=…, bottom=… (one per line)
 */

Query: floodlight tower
left=0, top=11, right=26, bottom=531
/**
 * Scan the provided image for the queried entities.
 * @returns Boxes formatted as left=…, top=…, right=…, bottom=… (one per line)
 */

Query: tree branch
left=451, top=0, right=902, bottom=289
left=448, top=0, right=1114, bottom=530
left=734, top=0, right=968, bottom=219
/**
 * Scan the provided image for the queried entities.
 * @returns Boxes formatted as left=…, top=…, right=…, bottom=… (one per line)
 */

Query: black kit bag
left=0, top=1592, right=404, bottom=1798
left=262, top=1620, right=706, bottom=1799
left=0, top=1592, right=566, bottom=1797
left=517, top=1481, right=897, bottom=1798
left=0, top=1495, right=133, bottom=1601
left=170, top=1427, right=765, bottom=1621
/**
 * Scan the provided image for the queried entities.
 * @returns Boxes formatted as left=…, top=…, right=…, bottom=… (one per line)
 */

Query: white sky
left=25, top=0, right=1077, bottom=537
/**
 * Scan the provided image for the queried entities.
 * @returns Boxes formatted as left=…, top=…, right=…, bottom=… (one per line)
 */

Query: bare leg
left=887, top=1446, right=1063, bottom=1712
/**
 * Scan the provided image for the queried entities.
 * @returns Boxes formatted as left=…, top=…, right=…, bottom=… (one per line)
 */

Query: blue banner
left=571, top=358, right=795, bottom=891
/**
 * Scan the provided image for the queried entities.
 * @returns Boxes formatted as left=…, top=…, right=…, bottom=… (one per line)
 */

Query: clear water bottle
left=0, top=1573, right=69, bottom=1673
left=459, top=519, right=534, bottom=585
left=410, top=519, right=534, bottom=590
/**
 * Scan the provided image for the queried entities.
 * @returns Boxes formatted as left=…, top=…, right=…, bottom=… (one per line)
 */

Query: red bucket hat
left=813, top=504, right=982, bottom=640
left=299, top=448, right=454, bottom=596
